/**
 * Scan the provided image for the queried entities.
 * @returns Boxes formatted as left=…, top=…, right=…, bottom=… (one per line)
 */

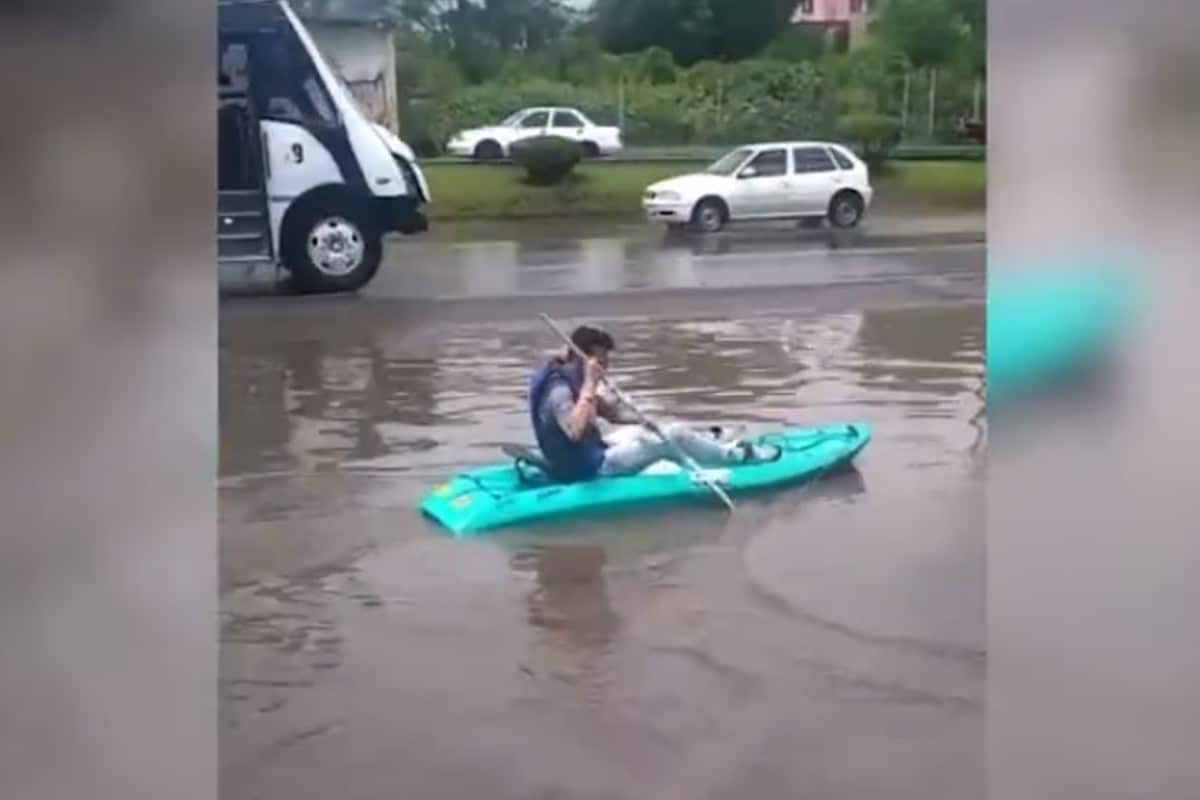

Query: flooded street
left=220, top=225, right=985, bottom=799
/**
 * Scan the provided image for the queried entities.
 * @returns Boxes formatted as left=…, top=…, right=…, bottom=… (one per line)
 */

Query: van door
left=218, top=37, right=271, bottom=264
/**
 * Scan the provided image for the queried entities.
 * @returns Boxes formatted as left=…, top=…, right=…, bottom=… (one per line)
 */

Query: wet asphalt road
left=220, top=221, right=985, bottom=800
left=368, top=218, right=983, bottom=301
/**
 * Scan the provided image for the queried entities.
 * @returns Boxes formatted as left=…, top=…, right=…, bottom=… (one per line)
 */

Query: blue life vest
left=528, top=358, right=607, bottom=482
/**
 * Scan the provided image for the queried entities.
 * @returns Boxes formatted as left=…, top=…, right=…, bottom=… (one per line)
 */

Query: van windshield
left=250, top=35, right=338, bottom=127
left=706, top=148, right=753, bottom=176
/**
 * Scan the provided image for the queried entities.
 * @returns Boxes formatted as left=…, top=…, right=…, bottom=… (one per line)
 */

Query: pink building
left=791, top=0, right=875, bottom=51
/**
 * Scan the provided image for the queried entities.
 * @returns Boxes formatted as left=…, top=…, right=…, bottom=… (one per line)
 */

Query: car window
left=793, top=146, right=837, bottom=173
left=744, top=148, right=788, bottom=177
left=520, top=111, right=549, bottom=128
left=706, top=147, right=753, bottom=175
left=552, top=110, right=585, bottom=128
left=828, top=146, right=855, bottom=170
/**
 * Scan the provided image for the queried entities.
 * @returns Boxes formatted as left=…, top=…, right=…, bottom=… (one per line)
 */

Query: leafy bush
left=509, top=136, right=583, bottom=185
left=836, top=113, right=903, bottom=165
left=401, top=41, right=983, bottom=151
left=762, top=28, right=829, bottom=63
left=633, top=46, right=678, bottom=85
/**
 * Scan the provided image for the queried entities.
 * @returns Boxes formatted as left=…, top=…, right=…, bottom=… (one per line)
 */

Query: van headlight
left=648, top=190, right=680, bottom=202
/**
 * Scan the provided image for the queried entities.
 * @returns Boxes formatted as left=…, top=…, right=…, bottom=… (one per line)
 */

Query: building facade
left=791, top=0, right=875, bottom=51
left=291, top=0, right=401, bottom=133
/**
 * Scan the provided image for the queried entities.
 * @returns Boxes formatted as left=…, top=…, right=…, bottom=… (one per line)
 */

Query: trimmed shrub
left=835, top=113, right=903, bottom=166
left=509, top=135, right=583, bottom=185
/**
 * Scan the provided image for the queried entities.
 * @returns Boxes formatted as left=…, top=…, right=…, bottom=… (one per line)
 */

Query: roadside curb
left=847, top=228, right=985, bottom=248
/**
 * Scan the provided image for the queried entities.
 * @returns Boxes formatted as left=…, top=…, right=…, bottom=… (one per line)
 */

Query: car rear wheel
left=473, top=140, right=503, bottom=160
left=581, top=141, right=600, bottom=158
left=690, top=197, right=727, bottom=233
left=828, top=191, right=865, bottom=228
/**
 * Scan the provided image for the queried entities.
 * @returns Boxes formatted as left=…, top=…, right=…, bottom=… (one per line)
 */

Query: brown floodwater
left=219, top=299, right=985, bottom=800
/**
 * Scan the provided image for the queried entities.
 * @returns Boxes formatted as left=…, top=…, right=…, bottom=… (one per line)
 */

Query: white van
left=218, top=0, right=430, bottom=293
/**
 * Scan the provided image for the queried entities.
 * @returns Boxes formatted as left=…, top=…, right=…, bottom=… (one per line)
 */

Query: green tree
left=870, top=0, right=972, bottom=138
left=633, top=46, right=677, bottom=84
left=948, top=0, right=985, bottom=77
left=870, top=0, right=963, bottom=70
left=708, top=0, right=796, bottom=61
left=594, top=0, right=793, bottom=66
left=762, top=27, right=831, bottom=63
left=396, top=0, right=570, bottom=82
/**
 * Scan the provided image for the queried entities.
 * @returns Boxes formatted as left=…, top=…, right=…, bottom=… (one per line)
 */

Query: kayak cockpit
left=499, top=443, right=683, bottom=486
left=500, top=443, right=557, bottom=485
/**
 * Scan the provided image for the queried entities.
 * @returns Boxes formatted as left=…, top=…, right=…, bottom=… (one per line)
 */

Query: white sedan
left=445, top=107, right=624, bottom=160
left=642, top=141, right=874, bottom=233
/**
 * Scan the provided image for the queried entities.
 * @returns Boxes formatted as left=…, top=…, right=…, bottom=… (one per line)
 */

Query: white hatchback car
left=445, top=107, right=624, bottom=160
left=642, top=141, right=874, bottom=233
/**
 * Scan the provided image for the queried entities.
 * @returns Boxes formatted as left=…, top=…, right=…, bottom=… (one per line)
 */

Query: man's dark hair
left=570, top=325, right=615, bottom=356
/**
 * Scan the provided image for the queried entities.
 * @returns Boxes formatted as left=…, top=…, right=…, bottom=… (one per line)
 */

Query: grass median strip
left=422, top=160, right=985, bottom=221
left=876, top=160, right=986, bottom=209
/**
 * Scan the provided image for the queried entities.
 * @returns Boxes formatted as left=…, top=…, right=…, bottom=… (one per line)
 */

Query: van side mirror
left=739, top=166, right=758, bottom=179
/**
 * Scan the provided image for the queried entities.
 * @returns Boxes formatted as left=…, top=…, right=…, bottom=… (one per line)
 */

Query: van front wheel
left=284, top=205, right=382, bottom=294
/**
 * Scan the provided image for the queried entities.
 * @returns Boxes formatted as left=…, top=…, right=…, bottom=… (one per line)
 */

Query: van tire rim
left=834, top=197, right=860, bottom=226
left=307, top=217, right=365, bottom=277
left=697, top=204, right=722, bottom=231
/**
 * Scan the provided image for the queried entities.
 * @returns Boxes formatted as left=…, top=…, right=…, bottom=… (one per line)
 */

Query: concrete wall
left=305, top=23, right=399, bottom=133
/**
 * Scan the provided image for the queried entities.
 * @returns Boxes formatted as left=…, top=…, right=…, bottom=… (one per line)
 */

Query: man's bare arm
left=596, top=394, right=639, bottom=425
left=549, top=381, right=599, bottom=441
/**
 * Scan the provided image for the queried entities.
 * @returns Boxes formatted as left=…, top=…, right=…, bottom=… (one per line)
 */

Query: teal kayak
left=988, top=264, right=1135, bottom=405
left=421, top=423, right=872, bottom=536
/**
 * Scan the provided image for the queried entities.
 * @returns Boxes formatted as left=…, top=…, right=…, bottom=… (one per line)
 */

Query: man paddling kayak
left=529, top=325, right=779, bottom=483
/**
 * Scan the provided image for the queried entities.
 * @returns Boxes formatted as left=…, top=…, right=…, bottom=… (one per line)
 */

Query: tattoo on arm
left=547, top=382, right=594, bottom=441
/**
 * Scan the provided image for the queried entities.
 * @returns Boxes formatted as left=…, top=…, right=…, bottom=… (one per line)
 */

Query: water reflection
left=221, top=340, right=445, bottom=478
left=511, top=545, right=621, bottom=703
left=221, top=306, right=983, bottom=483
